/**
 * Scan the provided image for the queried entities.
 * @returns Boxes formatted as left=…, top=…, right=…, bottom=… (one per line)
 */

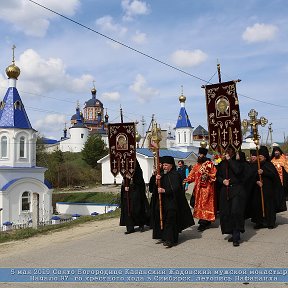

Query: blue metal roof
left=70, top=106, right=87, bottom=129
left=42, top=137, right=58, bottom=145
left=0, top=87, right=32, bottom=129
left=1, top=178, right=19, bottom=190
left=175, top=107, right=192, bottom=128
left=85, top=92, right=103, bottom=108
left=1, top=177, right=51, bottom=190
left=136, top=148, right=194, bottom=159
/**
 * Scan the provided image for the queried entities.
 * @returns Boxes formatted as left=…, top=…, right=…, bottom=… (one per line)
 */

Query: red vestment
left=271, top=155, right=288, bottom=185
left=186, top=160, right=217, bottom=221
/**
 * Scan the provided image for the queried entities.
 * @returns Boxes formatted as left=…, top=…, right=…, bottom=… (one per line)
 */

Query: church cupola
left=175, top=86, right=193, bottom=148
left=0, top=46, right=36, bottom=168
left=105, top=108, right=109, bottom=123
left=178, top=89, right=186, bottom=107
left=6, top=45, right=21, bottom=87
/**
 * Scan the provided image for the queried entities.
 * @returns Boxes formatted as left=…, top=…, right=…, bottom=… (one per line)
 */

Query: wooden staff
left=255, top=145, right=265, bottom=218
left=155, top=147, right=163, bottom=230
left=149, top=120, right=163, bottom=230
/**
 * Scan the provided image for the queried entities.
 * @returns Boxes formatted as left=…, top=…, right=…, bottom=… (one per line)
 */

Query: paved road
left=0, top=206, right=287, bottom=288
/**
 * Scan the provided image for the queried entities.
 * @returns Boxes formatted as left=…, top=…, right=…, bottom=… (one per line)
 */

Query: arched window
left=178, top=132, right=180, bottom=143
left=1, top=136, right=7, bottom=158
left=20, top=136, right=25, bottom=158
left=184, top=132, right=187, bottom=143
left=21, top=191, right=30, bottom=211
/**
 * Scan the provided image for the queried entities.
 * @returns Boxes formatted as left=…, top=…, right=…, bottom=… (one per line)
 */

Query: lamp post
left=242, top=109, right=268, bottom=217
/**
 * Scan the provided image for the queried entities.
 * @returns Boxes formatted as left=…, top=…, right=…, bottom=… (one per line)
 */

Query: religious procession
left=107, top=68, right=288, bottom=249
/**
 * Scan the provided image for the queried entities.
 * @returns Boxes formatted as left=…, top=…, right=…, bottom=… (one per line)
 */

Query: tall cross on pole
left=242, top=109, right=268, bottom=217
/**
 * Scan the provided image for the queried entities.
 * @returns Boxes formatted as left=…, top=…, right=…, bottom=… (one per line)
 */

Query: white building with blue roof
left=173, top=90, right=194, bottom=150
left=0, top=48, right=52, bottom=227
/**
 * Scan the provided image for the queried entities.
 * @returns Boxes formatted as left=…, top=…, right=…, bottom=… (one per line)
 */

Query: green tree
left=36, top=134, right=48, bottom=167
left=82, top=134, right=108, bottom=168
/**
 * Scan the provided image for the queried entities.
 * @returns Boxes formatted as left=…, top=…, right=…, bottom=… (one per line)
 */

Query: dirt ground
left=0, top=217, right=119, bottom=258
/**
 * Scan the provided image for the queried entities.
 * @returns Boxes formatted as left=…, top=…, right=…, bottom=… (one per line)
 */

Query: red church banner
left=204, top=81, right=242, bottom=152
left=108, top=122, right=136, bottom=178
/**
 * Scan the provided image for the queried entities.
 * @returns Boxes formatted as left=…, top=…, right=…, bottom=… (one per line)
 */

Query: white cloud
left=0, top=0, right=80, bottom=37
left=242, top=23, right=278, bottom=43
left=14, top=49, right=93, bottom=95
left=96, top=16, right=128, bottom=37
left=34, top=113, right=66, bottom=133
left=102, top=92, right=121, bottom=101
left=129, top=74, right=159, bottom=103
left=170, top=49, right=208, bottom=68
left=121, top=0, right=150, bottom=21
left=131, top=31, right=147, bottom=44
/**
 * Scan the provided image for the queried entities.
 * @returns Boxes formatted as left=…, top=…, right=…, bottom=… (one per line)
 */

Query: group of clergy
left=119, top=145, right=287, bottom=248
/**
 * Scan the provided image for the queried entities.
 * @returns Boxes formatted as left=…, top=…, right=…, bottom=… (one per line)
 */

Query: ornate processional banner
left=204, top=81, right=242, bottom=152
left=108, top=122, right=136, bottom=178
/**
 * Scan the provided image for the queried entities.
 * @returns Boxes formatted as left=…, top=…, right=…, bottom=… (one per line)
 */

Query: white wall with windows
left=0, top=128, right=36, bottom=168
left=59, top=126, right=89, bottom=153
left=175, top=127, right=193, bottom=147
left=0, top=177, right=52, bottom=226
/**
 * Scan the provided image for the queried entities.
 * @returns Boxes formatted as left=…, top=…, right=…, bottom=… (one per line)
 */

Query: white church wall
left=1, top=179, right=51, bottom=226
left=0, top=167, right=46, bottom=185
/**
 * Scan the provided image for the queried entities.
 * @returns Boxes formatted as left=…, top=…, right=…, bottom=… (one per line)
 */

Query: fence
left=0, top=217, right=73, bottom=232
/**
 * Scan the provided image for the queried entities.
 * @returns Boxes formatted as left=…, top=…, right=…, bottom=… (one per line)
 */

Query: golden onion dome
left=179, top=92, right=186, bottom=103
left=6, top=63, right=20, bottom=79
left=91, top=87, right=96, bottom=95
left=200, top=140, right=208, bottom=148
left=135, top=131, right=142, bottom=142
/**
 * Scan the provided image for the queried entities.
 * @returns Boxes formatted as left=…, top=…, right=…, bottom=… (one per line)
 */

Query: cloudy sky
left=0, top=0, right=287, bottom=143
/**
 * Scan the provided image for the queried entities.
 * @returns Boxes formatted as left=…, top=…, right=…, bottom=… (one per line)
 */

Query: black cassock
left=217, top=158, right=246, bottom=235
left=120, top=161, right=149, bottom=230
left=250, top=160, right=287, bottom=228
left=150, top=170, right=194, bottom=244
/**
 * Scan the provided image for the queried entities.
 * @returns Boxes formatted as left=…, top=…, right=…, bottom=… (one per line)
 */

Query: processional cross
left=242, top=109, right=268, bottom=217
left=148, top=120, right=163, bottom=229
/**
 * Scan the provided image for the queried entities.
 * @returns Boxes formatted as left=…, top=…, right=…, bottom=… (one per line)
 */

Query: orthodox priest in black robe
left=251, top=146, right=287, bottom=229
left=216, top=146, right=246, bottom=247
left=244, top=149, right=259, bottom=220
left=154, top=156, right=194, bottom=248
left=120, top=160, right=150, bottom=234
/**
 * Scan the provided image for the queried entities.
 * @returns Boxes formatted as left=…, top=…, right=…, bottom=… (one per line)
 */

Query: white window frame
left=21, top=191, right=31, bottom=212
left=0, top=135, right=8, bottom=158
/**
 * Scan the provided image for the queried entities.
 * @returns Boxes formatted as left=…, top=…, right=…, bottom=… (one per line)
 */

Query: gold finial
left=6, top=45, right=21, bottom=79
left=179, top=85, right=186, bottom=103
left=91, top=80, right=96, bottom=94
left=200, top=140, right=207, bottom=148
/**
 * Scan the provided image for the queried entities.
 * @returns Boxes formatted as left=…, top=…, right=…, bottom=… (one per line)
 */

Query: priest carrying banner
left=203, top=64, right=247, bottom=246
left=108, top=117, right=149, bottom=234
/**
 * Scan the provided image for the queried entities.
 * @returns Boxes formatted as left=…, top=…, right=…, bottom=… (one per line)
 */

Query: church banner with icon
left=204, top=81, right=242, bottom=152
left=108, top=122, right=136, bottom=178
